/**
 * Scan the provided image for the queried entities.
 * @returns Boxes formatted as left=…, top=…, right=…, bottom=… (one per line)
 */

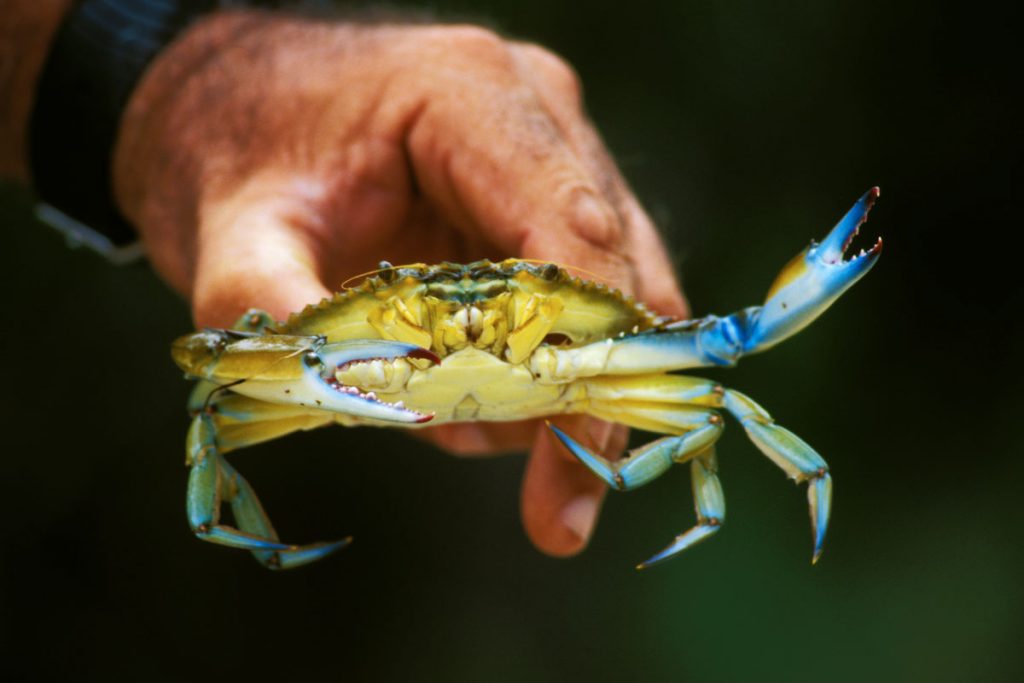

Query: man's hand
left=113, top=12, right=688, bottom=558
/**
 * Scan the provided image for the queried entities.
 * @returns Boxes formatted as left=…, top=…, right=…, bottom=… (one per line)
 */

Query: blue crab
left=172, top=189, right=882, bottom=570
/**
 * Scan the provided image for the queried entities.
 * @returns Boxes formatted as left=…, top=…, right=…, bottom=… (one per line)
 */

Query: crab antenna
left=337, top=261, right=421, bottom=289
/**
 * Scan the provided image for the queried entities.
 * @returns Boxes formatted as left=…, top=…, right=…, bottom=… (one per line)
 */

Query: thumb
left=191, top=194, right=331, bottom=327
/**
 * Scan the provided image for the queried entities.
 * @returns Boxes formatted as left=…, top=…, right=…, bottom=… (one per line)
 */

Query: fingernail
left=561, top=494, right=600, bottom=542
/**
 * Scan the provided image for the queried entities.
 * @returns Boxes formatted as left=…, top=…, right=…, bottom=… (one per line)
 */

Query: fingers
left=191, top=186, right=331, bottom=327
left=508, top=42, right=689, bottom=320
left=520, top=415, right=628, bottom=557
left=401, top=36, right=685, bottom=554
left=405, top=47, right=634, bottom=292
left=412, top=421, right=537, bottom=457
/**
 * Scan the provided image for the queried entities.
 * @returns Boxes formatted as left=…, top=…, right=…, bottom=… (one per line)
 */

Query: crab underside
left=172, top=189, right=882, bottom=570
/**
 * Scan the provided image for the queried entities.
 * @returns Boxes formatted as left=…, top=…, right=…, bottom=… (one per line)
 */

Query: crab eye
left=542, top=332, right=573, bottom=347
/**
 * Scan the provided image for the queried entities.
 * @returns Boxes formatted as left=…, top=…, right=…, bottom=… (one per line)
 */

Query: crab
left=172, top=189, right=882, bottom=570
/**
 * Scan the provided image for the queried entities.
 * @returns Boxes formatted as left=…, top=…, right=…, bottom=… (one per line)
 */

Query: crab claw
left=315, top=338, right=440, bottom=368
left=745, top=187, right=883, bottom=353
left=304, top=339, right=438, bottom=423
left=227, top=338, right=439, bottom=424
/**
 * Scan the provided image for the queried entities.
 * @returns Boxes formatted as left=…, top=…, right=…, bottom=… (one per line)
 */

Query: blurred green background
left=2, top=0, right=1021, bottom=680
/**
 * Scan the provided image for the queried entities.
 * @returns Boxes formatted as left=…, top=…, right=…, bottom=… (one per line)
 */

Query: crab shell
left=282, top=259, right=661, bottom=424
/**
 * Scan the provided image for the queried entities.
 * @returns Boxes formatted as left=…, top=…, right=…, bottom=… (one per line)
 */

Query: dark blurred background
left=2, top=0, right=1021, bottom=680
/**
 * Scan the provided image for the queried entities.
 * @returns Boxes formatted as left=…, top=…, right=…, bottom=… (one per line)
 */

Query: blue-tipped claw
left=317, top=339, right=440, bottom=369
left=816, top=187, right=880, bottom=265
left=299, top=338, right=439, bottom=424
left=748, top=188, right=883, bottom=352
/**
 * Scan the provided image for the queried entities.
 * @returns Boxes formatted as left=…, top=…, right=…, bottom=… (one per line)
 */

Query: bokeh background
left=2, top=0, right=1021, bottom=680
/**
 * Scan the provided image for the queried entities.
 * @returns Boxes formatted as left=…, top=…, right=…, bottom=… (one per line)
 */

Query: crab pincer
left=747, top=187, right=882, bottom=352
left=175, top=333, right=441, bottom=424
left=178, top=333, right=440, bottom=569
left=299, top=339, right=440, bottom=423
left=561, top=188, right=884, bottom=374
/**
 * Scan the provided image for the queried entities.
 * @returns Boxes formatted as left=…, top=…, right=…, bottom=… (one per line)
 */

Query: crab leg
left=553, top=375, right=833, bottom=564
left=197, top=393, right=335, bottom=453
left=186, top=411, right=350, bottom=569
left=530, top=189, right=882, bottom=381
left=548, top=415, right=725, bottom=569
left=722, top=389, right=832, bottom=563
left=548, top=412, right=723, bottom=491
left=638, top=449, right=725, bottom=569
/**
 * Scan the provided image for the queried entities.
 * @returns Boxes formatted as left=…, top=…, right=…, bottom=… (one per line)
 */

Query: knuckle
left=519, top=43, right=582, bottom=103
left=563, top=184, right=625, bottom=251
left=439, top=24, right=510, bottom=59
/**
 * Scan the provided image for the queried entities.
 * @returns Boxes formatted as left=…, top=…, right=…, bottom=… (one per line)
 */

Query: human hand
left=114, top=12, right=688, bottom=558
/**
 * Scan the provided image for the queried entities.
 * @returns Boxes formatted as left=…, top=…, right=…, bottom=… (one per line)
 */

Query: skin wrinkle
left=397, top=120, right=425, bottom=204
left=509, top=92, right=564, bottom=157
